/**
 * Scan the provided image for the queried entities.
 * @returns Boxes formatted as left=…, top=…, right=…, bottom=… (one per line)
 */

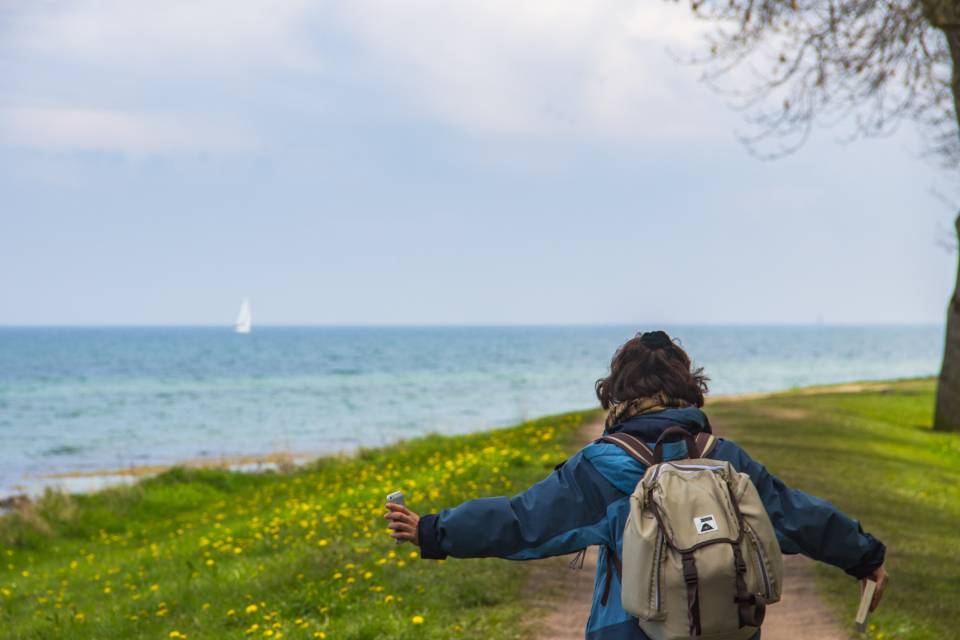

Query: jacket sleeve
left=417, top=451, right=623, bottom=560
left=720, top=440, right=885, bottom=579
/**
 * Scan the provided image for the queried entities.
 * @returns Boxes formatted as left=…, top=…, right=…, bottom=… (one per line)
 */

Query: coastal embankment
left=0, top=411, right=594, bottom=639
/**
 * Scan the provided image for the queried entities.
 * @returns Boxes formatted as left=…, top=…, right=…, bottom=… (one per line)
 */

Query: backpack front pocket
left=620, top=503, right=666, bottom=620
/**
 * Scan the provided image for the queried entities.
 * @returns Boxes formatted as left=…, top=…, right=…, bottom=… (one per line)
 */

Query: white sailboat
left=235, top=298, right=252, bottom=334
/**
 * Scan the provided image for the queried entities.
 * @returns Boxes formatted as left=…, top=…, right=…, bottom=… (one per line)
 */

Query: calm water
left=0, top=325, right=944, bottom=497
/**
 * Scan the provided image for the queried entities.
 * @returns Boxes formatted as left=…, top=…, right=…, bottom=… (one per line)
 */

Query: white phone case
left=386, top=491, right=404, bottom=506
left=386, top=492, right=405, bottom=544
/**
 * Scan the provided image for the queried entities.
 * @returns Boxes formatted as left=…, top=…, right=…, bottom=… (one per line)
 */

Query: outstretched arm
left=386, top=451, right=624, bottom=561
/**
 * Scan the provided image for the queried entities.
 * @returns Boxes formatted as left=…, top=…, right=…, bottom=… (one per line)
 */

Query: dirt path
left=529, top=422, right=851, bottom=639
left=526, top=547, right=598, bottom=640
left=763, top=555, right=851, bottom=640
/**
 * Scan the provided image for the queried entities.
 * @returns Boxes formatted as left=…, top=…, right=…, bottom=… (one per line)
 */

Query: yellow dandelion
left=412, top=615, right=424, bottom=624
left=245, top=604, right=258, bottom=614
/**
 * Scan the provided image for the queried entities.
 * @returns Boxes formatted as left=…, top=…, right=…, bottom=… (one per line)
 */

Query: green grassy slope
left=710, top=378, right=959, bottom=640
left=3, top=379, right=955, bottom=640
left=0, top=411, right=595, bottom=640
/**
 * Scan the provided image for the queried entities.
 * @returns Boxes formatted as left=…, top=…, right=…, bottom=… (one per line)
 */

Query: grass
left=710, top=378, right=959, bottom=640
left=2, top=378, right=956, bottom=640
left=0, top=411, right=596, bottom=640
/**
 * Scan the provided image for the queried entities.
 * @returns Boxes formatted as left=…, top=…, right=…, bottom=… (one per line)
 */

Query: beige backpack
left=600, top=427, right=783, bottom=640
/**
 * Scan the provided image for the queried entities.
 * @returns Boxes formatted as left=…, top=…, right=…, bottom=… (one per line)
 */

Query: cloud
left=0, top=0, right=723, bottom=153
left=334, top=0, right=717, bottom=139
left=4, top=0, right=325, bottom=75
left=0, top=108, right=258, bottom=154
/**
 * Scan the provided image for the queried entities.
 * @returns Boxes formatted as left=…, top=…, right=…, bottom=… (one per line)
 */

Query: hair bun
left=638, top=330, right=672, bottom=350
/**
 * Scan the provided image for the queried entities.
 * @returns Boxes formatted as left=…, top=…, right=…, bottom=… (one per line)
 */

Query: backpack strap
left=600, top=544, right=622, bottom=606
left=597, top=432, right=656, bottom=466
left=695, top=433, right=718, bottom=459
left=682, top=551, right=704, bottom=635
left=653, top=426, right=701, bottom=463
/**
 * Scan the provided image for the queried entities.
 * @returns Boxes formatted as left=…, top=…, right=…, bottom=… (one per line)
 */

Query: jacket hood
left=607, top=406, right=712, bottom=441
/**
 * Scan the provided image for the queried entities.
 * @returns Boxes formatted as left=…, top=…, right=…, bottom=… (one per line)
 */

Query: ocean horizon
left=0, top=324, right=945, bottom=498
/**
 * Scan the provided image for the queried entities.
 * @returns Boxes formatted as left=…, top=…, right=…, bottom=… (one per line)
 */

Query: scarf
left=604, top=392, right=692, bottom=431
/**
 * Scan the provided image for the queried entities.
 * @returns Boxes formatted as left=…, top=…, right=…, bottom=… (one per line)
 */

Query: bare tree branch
left=674, top=0, right=958, bottom=166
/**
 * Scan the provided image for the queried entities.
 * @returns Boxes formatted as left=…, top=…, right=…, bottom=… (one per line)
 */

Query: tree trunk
left=933, top=24, right=960, bottom=432
left=935, top=213, right=960, bottom=431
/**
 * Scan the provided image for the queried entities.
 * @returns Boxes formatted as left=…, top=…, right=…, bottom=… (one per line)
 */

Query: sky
left=0, top=1, right=955, bottom=326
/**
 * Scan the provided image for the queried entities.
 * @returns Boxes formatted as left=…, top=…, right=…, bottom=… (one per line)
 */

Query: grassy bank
left=0, top=411, right=595, bottom=640
left=3, top=379, right=956, bottom=640
left=710, top=378, right=958, bottom=640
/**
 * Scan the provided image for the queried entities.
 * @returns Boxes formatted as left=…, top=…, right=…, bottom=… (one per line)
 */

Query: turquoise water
left=0, top=325, right=944, bottom=497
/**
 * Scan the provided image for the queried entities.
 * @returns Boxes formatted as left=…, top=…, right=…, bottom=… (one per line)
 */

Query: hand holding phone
left=386, top=491, right=405, bottom=544
left=384, top=492, right=420, bottom=546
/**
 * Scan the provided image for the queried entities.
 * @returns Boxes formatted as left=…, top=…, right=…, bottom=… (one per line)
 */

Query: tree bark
left=935, top=213, right=960, bottom=430
left=933, top=24, right=960, bottom=431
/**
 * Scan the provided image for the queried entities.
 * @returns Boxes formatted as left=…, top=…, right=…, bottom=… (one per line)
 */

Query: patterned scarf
left=604, top=391, right=691, bottom=431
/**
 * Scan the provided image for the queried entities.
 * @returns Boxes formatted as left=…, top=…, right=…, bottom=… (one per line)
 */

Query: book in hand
left=855, top=579, right=877, bottom=633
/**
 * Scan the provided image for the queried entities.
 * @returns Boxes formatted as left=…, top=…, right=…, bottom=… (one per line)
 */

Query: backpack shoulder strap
left=695, top=432, right=718, bottom=458
left=597, top=432, right=656, bottom=466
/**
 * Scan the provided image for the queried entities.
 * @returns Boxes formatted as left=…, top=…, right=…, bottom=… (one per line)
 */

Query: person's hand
left=384, top=503, right=420, bottom=545
left=861, top=565, right=889, bottom=612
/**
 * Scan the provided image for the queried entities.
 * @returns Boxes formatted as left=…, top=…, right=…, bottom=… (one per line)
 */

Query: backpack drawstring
left=569, top=548, right=587, bottom=570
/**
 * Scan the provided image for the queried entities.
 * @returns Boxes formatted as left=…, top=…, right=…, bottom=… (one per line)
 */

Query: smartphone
left=386, top=491, right=405, bottom=544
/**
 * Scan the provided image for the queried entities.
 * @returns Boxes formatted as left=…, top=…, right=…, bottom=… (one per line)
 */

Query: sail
left=235, top=298, right=252, bottom=334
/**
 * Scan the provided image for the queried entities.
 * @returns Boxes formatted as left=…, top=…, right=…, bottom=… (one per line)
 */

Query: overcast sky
left=0, top=1, right=954, bottom=326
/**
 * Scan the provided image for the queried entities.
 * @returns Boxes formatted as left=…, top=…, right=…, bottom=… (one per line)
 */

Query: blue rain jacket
left=417, top=408, right=886, bottom=640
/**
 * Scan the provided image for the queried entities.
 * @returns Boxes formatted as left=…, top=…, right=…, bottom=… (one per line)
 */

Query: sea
left=0, top=325, right=944, bottom=498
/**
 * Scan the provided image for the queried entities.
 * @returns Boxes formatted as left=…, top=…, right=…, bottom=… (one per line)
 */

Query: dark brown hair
left=595, top=331, right=709, bottom=409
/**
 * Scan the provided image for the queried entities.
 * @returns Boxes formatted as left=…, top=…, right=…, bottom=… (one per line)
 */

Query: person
left=385, top=331, right=889, bottom=639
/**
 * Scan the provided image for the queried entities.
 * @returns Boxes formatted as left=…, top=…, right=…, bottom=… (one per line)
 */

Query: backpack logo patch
left=694, top=514, right=718, bottom=535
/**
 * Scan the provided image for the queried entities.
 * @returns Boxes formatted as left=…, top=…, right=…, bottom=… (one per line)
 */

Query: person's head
left=595, top=331, right=709, bottom=409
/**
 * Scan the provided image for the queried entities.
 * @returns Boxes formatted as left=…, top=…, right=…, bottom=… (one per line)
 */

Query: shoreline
left=0, top=449, right=329, bottom=505
left=1, top=376, right=929, bottom=504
